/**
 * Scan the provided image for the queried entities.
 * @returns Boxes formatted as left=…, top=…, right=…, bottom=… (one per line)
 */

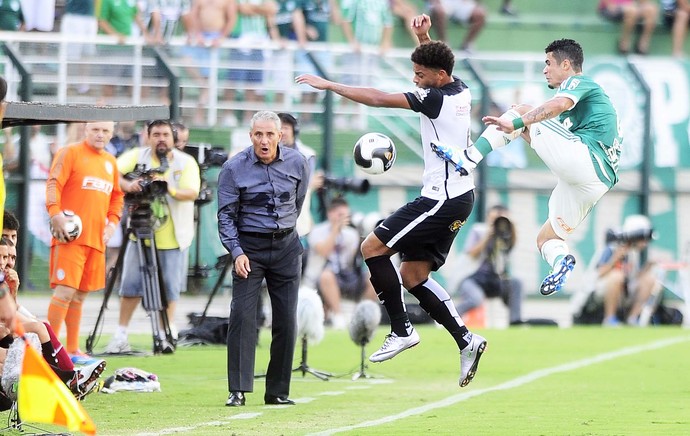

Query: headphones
left=278, top=112, right=299, bottom=137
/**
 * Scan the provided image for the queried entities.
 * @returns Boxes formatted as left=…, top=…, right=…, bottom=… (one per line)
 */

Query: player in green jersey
left=431, top=38, right=622, bottom=296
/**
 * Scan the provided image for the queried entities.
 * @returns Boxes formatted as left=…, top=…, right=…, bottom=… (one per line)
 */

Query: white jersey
left=404, top=76, right=474, bottom=201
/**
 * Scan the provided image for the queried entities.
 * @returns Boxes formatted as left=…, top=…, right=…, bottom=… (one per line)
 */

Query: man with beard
left=105, top=120, right=200, bottom=354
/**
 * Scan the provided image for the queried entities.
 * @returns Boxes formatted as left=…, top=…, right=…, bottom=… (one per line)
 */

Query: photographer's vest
left=135, top=147, right=197, bottom=250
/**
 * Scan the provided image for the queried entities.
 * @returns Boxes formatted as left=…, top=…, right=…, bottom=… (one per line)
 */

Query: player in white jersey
left=432, top=38, right=622, bottom=297
left=296, top=14, right=486, bottom=388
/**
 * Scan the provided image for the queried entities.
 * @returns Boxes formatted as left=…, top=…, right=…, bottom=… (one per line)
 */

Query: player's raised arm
left=411, top=14, right=432, bottom=45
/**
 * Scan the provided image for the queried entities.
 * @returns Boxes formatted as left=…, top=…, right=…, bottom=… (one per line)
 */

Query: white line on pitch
left=309, top=335, right=690, bottom=436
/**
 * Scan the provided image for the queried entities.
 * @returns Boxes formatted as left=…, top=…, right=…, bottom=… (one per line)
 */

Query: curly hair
left=545, top=39, right=584, bottom=73
left=410, top=41, right=455, bottom=76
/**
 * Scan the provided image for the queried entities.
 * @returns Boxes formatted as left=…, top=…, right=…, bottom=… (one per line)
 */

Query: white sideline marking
left=133, top=336, right=689, bottom=436
left=309, top=335, right=690, bottom=436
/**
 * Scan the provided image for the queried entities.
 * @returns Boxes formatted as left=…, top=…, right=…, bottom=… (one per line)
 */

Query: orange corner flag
left=18, top=340, right=97, bottom=435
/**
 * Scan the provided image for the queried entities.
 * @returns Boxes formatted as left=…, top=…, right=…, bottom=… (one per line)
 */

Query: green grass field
left=5, top=326, right=690, bottom=435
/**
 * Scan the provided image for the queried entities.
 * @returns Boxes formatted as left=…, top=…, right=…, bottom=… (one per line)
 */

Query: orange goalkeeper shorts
left=49, top=244, right=105, bottom=291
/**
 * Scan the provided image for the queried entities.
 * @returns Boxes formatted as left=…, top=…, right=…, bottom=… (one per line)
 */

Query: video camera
left=323, top=176, right=370, bottom=195
left=184, top=143, right=227, bottom=169
left=605, top=228, right=655, bottom=245
left=183, top=143, right=227, bottom=206
left=124, top=164, right=168, bottom=204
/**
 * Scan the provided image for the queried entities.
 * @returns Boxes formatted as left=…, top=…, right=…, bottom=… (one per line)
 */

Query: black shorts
left=373, top=191, right=474, bottom=271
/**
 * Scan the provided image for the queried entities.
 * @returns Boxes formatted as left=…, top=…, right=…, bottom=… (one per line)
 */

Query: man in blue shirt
left=217, top=110, right=309, bottom=407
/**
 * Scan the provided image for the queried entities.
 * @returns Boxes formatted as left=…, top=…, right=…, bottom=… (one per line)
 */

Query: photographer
left=105, top=120, right=200, bottom=353
left=592, top=214, right=657, bottom=326
left=303, top=197, right=377, bottom=329
left=455, top=204, right=523, bottom=325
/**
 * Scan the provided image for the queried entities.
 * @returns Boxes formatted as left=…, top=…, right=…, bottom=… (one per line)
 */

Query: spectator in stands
left=224, top=0, right=280, bottom=126
left=426, top=0, right=486, bottom=52
left=0, top=0, right=25, bottom=31
left=593, top=215, right=658, bottom=326
left=662, top=0, right=690, bottom=57
left=61, top=0, right=98, bottom=94
left=303, top=197, right=377, bottom=329
left=304, top=0, right=340, bottom=42
left=186, top=0, right=237, bottom=125
left=340, top=0, right=394, bottom=54
left=20, top=0, right=55, bottom=31
left=455, top=204, right=523, bottom=325
left=390, top=0, right=421, bottom=44
left=150, top=0, right=192, bottom=45
left=97, top=0, right=150, bottom=99
left=598, top=0, right=659, bottom=55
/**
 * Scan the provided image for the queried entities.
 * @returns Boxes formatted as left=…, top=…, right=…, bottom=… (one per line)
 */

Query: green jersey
left=555, top=74, right=622, bottom=188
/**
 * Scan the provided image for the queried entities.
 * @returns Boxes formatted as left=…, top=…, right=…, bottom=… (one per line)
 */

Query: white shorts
left=21, top=0, right=55, bottom=31
left=60, top=14, right=98, bottom=59
left=529, top=119, right=610, bottom=240
left=439, top=0, right=477, bottom=23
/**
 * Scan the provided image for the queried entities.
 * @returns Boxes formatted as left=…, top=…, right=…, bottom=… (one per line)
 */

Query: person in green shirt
left=0, top=0, right=24, bottom=31
left=432, top=38, right=622, bottom=297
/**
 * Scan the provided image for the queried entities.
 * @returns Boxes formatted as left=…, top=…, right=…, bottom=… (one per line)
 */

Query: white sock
left=540, top=239, right=569, bottom=269
left=115, top=326, right=128, bottom=340
left=474, top=108, right=524, bottom=156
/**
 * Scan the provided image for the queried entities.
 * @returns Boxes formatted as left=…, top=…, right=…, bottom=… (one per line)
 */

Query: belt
left=240, top=228, right=294, bottom=240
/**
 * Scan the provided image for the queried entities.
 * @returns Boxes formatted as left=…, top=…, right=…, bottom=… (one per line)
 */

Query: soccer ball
left=353, top=132, right=396, bottom=175
left=50, top=210, right=83, bottom=243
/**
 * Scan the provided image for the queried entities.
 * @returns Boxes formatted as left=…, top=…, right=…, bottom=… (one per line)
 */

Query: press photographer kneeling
left=105, top=120, right=200, bottom=354
left=578, top=215, right=658, bottom=327
left=455, top=205, right=523, bottom=325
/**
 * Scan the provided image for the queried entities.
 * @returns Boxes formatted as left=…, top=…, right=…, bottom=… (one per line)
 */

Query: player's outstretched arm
left=295, top=74, right=410, bottom=109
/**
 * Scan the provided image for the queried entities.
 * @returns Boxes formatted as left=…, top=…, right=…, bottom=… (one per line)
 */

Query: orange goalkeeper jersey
left=46, top=140, right=124, bottom=251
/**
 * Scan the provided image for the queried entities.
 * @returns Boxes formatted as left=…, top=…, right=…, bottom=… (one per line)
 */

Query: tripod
left=86, top=205, right=175, bottom=355
left=351, top=342, right=373, bottom=381
left=292, top=335, right=332, bottom=381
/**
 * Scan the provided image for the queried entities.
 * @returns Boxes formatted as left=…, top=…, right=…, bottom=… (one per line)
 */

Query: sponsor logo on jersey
left=414, top=87, right=430, bottom=102
left=105, top=161, right=114, bottom=175
left=456, top=105, right=470, bottom=116
left=556, top=217, right=574, bottom=234
left=82, top=176, right=114, bottom=194
left=449, top=219, right=466, bottom=232
left=534, top=126, right=542, bottom=136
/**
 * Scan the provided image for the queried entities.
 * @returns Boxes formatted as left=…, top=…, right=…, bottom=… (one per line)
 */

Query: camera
left=492, top=216, right=516, bottom=250
left=184, top=143, right=227, bottom=168
left=323, top=176, right=370, bottom=195
left=605, top=228, right=654, bottom=245
left=124, top=163, right=168, bottom=205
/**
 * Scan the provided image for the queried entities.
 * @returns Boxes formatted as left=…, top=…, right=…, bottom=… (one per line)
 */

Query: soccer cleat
left=459, top=333, right=487, bottom=388
left=430, top=141, right=477, bottom=176
left=540, top=254, right=576, bottom=296
left=104, top=336, right=132, bottom=354
left=70, top=359, right=107, bottom=400
left=369, top=329, right=420, bottom=363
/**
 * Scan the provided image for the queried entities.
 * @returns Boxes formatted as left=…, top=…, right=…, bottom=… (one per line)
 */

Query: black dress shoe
left=226, top=392, right=245, bottom=407
left=264, top=396, right=295, bottom=405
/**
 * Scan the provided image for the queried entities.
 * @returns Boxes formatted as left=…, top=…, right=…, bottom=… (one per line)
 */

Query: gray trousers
left=226, top=232, right=302, bottom=399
